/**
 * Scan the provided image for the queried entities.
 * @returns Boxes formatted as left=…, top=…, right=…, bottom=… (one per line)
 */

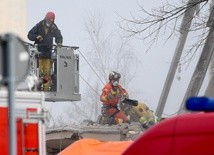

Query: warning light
left=186, top=97, right=214, bottom=111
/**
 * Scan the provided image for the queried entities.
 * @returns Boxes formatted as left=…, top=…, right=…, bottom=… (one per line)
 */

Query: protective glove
left=117, top=94, right=126, bottom=101
left=36, top=35, right=43, bottom=41
left=107, top=92, right=114, bottom=100
left=117, top=94, right=122, bottom=98
left=111, top=88, right=118, bottom=95
left=57, top=43, right=62, bottom=48
left=139, top=116, right=146, bottom=124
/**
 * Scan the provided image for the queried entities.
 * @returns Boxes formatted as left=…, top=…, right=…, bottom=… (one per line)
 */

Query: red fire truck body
left=0, top=90, right=46, bottom=155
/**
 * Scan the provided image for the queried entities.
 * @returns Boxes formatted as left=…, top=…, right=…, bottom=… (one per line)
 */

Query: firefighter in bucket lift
left=27, top=11, right=63, bottom=91
left=100, top=71, right=130, bottom=125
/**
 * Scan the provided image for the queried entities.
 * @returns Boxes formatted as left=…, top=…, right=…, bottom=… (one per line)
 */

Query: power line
left=79, top=73, right=100, bottom=96
left=77, top=49, right=105, bottom=85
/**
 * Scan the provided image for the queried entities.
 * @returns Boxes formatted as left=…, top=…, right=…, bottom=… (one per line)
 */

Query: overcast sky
left=26, top=0, right=209, bottom=120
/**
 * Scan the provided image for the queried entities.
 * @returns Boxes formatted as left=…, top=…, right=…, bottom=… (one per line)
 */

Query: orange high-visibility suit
left=100, top=82, right=129, bottom=124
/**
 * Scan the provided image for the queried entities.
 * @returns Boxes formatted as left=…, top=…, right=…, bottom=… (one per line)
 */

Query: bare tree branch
left=118, top=0, right=210, bottom=64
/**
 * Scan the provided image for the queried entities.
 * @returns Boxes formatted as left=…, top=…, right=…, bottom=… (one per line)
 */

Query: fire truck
left=0, top=33, right=81, bottom=155
left=0, top=90, right=46, bottom=155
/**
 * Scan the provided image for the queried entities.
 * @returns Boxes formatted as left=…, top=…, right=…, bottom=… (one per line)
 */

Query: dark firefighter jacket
left=28, top=20, right=63, bottom=58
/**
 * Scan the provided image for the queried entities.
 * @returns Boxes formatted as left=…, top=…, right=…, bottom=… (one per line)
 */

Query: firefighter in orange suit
left=100, top=71, right=130, bottom=125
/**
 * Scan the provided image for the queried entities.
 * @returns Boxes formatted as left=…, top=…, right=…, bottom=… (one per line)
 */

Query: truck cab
left=123, top=97, right=214, bottom=155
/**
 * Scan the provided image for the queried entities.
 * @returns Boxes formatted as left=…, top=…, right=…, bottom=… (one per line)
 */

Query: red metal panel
left=24, top=123, right=39, bottom=155
left=0, top=107, right=39, bottom=155
left=172, top=112, right=214, bottom=155
left=122, top=116, right=177, bottom=155
left=17, top=118, right=24, bottom=155
left=123, top=112, right=214, bottom=155
left=0, top=91, right=45, bottom=155
left=0, top=107, right=9, bottom=155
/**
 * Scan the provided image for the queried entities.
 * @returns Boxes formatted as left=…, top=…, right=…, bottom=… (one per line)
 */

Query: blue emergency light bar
left=186, top=97, right=214, bottom=111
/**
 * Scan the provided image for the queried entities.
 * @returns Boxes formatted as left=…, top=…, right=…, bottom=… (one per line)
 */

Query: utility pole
left=204, top=73, right=214, bottom=97
left=178, top=5, right=214, bottom=113
left=204, top=0, right=214, bottom=97
left=155, top=0, right=200, bottom=118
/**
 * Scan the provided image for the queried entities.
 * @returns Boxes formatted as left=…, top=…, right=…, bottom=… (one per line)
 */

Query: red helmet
left=109, top=71, right=121, bottom=81
left=45, top=12, right=55, bottom=21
